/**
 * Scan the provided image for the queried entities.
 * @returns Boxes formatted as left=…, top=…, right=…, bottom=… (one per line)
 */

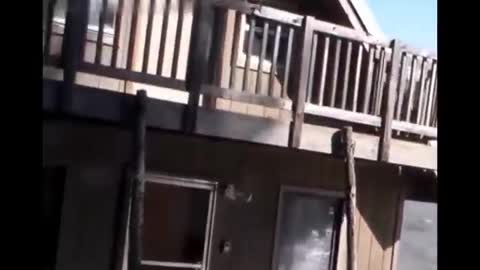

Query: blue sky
left=368, top=0, right=437, bottom=52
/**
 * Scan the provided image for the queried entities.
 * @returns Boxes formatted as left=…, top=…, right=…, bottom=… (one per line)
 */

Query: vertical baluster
left=306, top=33, right=318, bottom=102
left=374, top=48, right=386, bottom=115
left=317, top=36, right=330, bottom=106
left=430, top=82, right=437, bottom=128
left=341, top=41, right=353, bottom=109
left=362, top=47, right=374, bottom=113
left=156, top=0, right=171, bottom=75
left=44, top=0, right=58, bottom=61
left=394, top=53, right=407, bottom=120
left=416, top=58, right=428, bottom=124
left=243, top=16, right=255, bottom=92
left=282, top=27, right=294, bottom=98
left=255, top=21, right=269, bottom=94
left=111, top=0, right=125, bottom=67
left=95, top=0, right=109, bottom=65
left=229, top=12, right=242, bottom=90
left=126, top=0, right=141, bottom=70
left=268, top=24, right=281, bottom=96
left=405, top=55, right=417, bottom=122
left=171, top=0, right=185, bottom=78
left=352, top=44, right=363, bottom=112
left=424, top=61, right=437, bottom=126
left=330, top=38, right=342, bottom=107
left=142, top=0, right=156, bottom=73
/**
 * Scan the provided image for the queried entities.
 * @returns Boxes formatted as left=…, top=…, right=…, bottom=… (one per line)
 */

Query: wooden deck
left=42, top=0, right=437, bottom=170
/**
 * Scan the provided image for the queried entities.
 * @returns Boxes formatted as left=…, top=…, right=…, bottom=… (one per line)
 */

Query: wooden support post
left=61, top=0, right=89, bottom=113
left=111, top=165, right=134, bottom=270
left=204, top=7, right=229, bottom=110
left=342, top=126, right=357, bottom=270
left=183, top=0, right=216, bottom=133
left=128, top=90, right=147, bottom=270
left=378, top=40, right=401, bottom=162
left=288, top=16, right=314, bottom=148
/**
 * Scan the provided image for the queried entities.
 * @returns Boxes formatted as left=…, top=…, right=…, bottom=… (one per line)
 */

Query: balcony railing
left=43, top=0, right=437, bottom=154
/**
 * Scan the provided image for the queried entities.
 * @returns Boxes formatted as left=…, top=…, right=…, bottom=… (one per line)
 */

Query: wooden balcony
left=42, top=0, right=437, bottom=170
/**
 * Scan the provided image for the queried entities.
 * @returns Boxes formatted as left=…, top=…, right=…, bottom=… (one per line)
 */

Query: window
left=397, top=200, right=437, bottom=270
left=122, top=175, right=217, bottom=270
left=272, top=186, right=343, bottom=270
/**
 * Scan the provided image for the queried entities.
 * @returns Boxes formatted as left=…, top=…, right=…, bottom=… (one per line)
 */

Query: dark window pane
left=143, top=182, right=210, bottom=263
left=276, top=191, right=339, bottom=270
left=398, top=200, right=437, bottom=270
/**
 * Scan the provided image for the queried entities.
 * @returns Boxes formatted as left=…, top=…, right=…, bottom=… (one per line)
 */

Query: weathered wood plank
left=374, top=48, right=386, bottom=116
left=111, top=0, right=125, bottom=67
left=394, top=53, right=407, bottom=121
left=343, top=127, right=357, bottom=270
left=142, top=0, right=156, bottom=73
left=201, top=84, right=290, bottom=109
left=416, top=58, right=428, bottom=124
left=318, top=36, right=330, bottom=106
left=330, top=38, right=342, bottom=107
left=311, top=19, right=387, bottom=46
left=61, top=0, right=90, bottom=112
left=362, top=47, right=375, bottom=114
left=268, top=24, right=282, bottom=96
left=306, top=33, right=318, bottom=103
left=341, top=41, right=353, bottom=109
left=171, top=0, right=185, bottom=78
left=156, top=0, right=171, bottom=75
left=352, top=44, right=363, bottom=112
left=282, top=27, right=294, bottom=98
left=405, top=55, right=417, bottom=122
left=288, top=16, right=315, bottom=148
left=243, top=16, right=256, bottom=92
left=79, top=62, right=186, bottom=90
left=229, top=12, right=242, bottom=90
left=126, top=0, right=141, bottom=70
left=128, top=90, right=147, bottom=270
left=255, top=21, right=269, bottom=94
left=424, top=61, right=437, bottom=126
left=95, top=0, right=109, bottom=65
left=378, top=40, right=401, bottom=162
left=388, top=185, right=406, bottom=270
left=183, top=0, right=215, bottom=132
left=253, top=5, right=303, bottom=26
left=44, top=0, right=58, bottom=61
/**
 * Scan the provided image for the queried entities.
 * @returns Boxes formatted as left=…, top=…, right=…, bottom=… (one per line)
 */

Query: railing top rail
left=400, top=43, right=437, bottom=60
left=310, top=19, right=388, bottom=47
left=252, top=6, right=303, bottom=27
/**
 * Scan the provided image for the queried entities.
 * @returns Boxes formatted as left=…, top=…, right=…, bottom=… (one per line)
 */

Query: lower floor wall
left=43, top=118, right=432, bottom=270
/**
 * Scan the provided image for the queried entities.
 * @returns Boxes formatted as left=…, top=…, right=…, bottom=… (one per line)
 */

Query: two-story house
left=42, top=0, right=437, bottom=270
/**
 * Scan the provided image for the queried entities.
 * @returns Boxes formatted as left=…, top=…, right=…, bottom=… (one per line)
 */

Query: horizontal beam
left=43, top=80, right=436, bottom=170
left=310, top=19, right=388, bottom=46
left=201, top=84, right=291, bottom=110
left=79, top=63, right=186, bottom=91
left=301, top=124, right=437, bottom=170
left=305, top=104, right=437, bottom=138
left=253, top=6, right=303, bottom=26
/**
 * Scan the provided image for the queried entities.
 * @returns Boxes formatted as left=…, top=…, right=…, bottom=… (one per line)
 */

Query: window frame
left=121, top=173, right=218, bottom=270
left=271, top=185, right=344, bottom=270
